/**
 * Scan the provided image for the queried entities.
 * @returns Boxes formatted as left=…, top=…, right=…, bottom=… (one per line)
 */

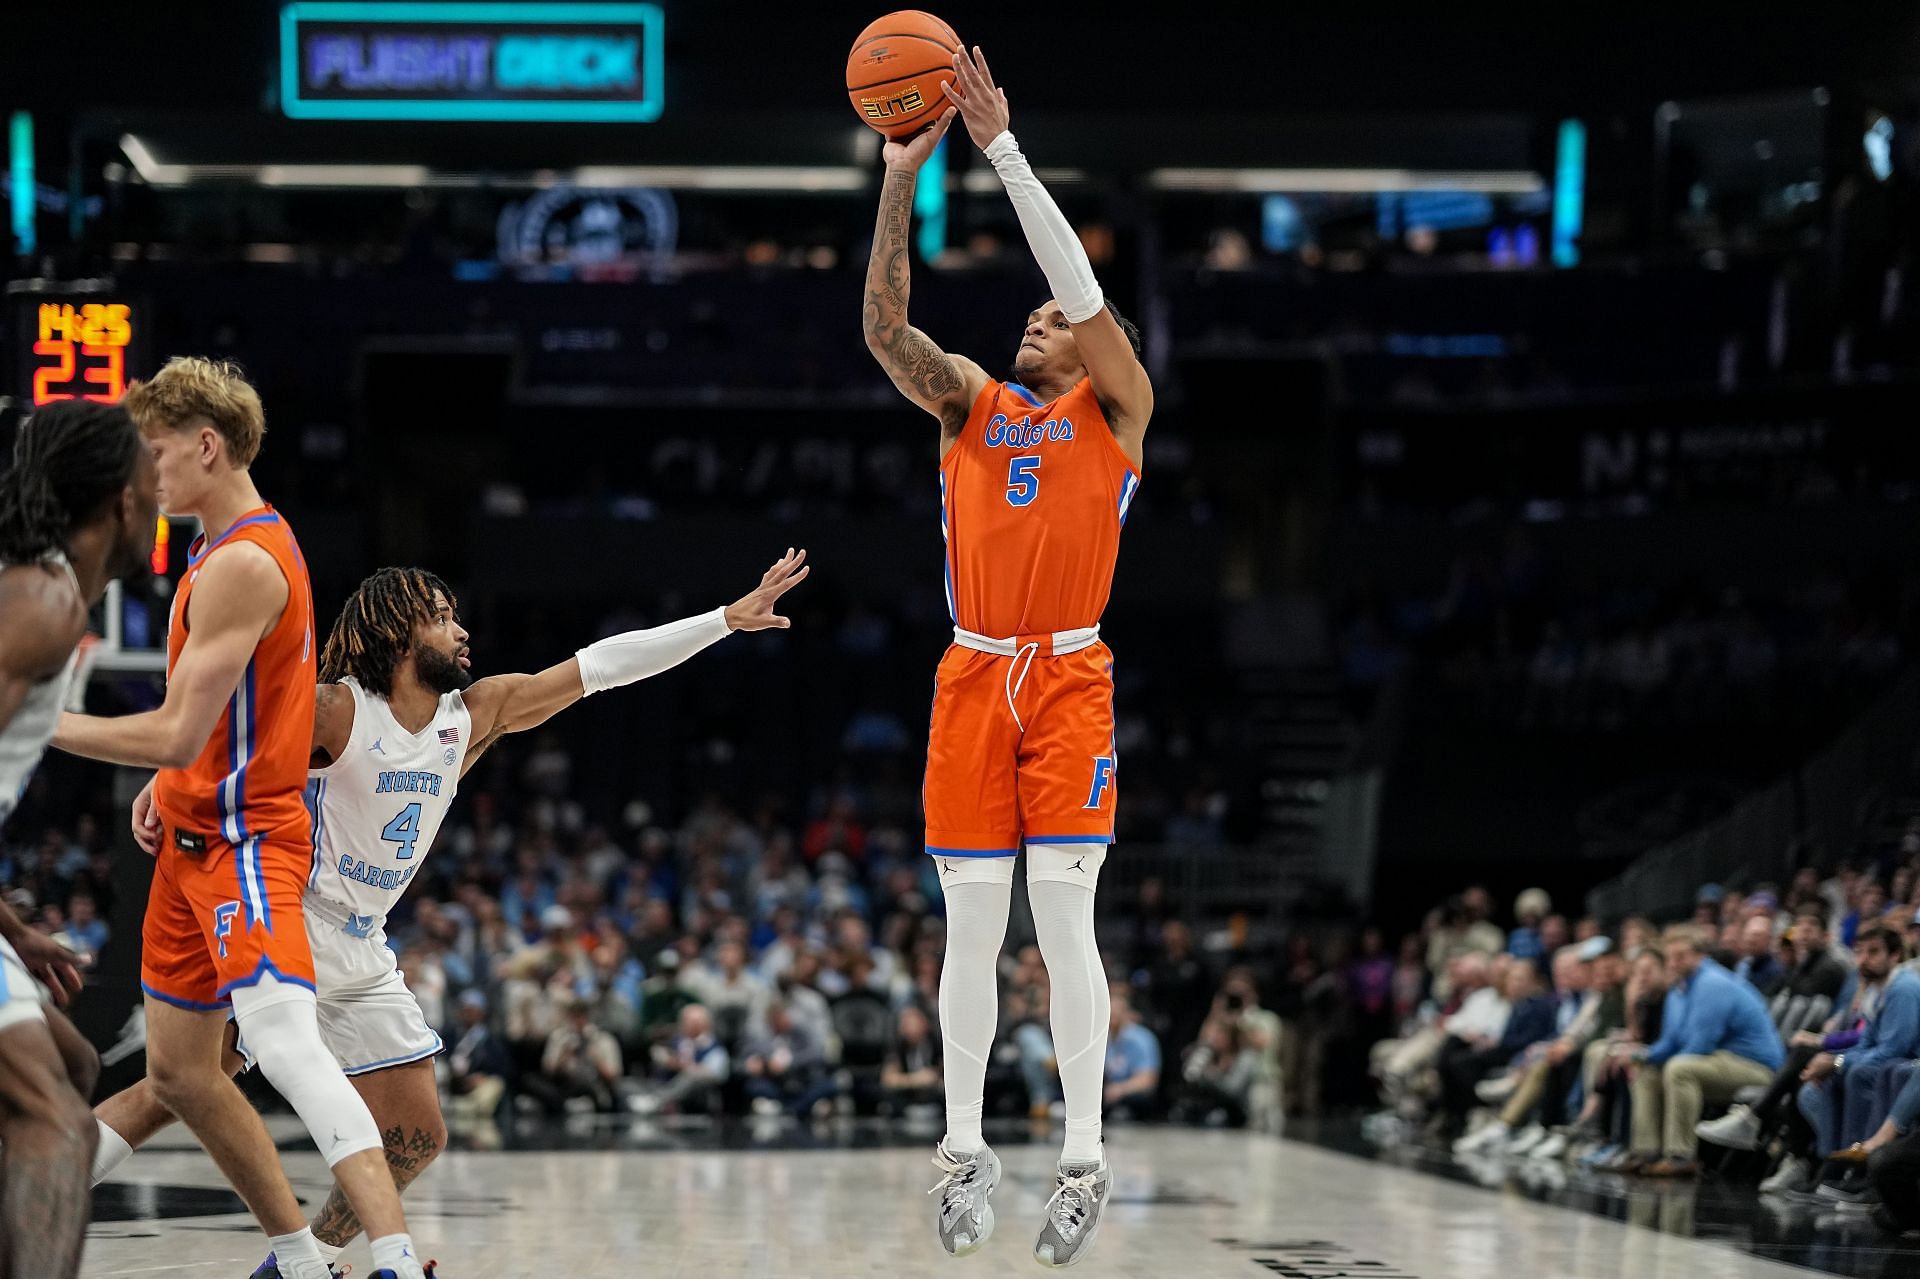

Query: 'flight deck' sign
left=281, top=3, right=664, bottom=122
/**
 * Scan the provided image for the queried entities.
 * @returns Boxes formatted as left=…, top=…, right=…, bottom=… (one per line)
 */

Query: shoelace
left=1044, top=1169, right=1102, bottom=1238
left=926, top=1146, right=982, bottom=1223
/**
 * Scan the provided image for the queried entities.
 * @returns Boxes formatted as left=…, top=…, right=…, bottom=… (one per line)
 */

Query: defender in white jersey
left=0, top=400, right=158, bottom=1279
left=95, top=550, right=809, bottom=1274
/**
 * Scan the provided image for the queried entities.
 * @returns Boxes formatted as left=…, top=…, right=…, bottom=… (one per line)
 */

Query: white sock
left=268, top=1227, right=332, bottom=1279
left=370, top=1232, right=424, bottom=1279
left=91, top=1118, right=133, bottom=1185
left=1028, top=863, right=1109, bottom=1166
left=314, top=1237, right=346, bottom=1266
left=938, top=868, right=1014, bottom=1154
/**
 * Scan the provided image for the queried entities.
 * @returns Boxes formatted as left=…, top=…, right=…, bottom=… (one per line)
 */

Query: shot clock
left=6, top=283, right=147, bottom=408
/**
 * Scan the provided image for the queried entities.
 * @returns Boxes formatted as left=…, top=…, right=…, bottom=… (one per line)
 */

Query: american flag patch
left=438, top=727, right=460, bottom=744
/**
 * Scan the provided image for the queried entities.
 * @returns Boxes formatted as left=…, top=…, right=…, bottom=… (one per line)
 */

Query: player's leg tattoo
left=312, top=1123, right=442, bottom=1248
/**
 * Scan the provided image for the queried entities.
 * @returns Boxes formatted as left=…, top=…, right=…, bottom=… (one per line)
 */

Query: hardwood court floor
left=80, top=1113, right=1832, bottom=1279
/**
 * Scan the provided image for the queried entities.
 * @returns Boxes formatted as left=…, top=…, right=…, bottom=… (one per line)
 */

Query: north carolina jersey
left=0, top=555, right=80, bottom=826
left=154, top=506, right=317, bottom=849
left=306, top=676, right=469, bottom=925
left=940, top=377, right=1141, bottom=638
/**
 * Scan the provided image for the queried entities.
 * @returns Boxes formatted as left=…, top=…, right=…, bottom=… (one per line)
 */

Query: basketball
left=846, top=10, right=963, bottom=139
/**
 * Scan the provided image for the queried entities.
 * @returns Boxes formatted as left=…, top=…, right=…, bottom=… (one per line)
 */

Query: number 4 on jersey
left=1006, top=455, right=1041, bottom=507
left=382, top=802, right=423, bottom=859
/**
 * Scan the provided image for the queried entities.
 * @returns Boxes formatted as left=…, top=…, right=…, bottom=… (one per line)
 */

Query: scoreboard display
left=7, top=287, right=146, bottom=408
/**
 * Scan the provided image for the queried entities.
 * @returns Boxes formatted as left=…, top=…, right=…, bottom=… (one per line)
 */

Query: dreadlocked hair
left=319, top=567, right=458, bottom=697
left=0, top=401, right=141, bottom=564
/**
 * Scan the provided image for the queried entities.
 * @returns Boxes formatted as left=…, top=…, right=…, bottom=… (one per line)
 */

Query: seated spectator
left=1790, top=926, right=1919, bottom=1203
left=1701, top=914, right=1886, bottom=1187
left=1176, top=1013, right=1256, bottom=1126
left=1507, top=889, right=1550, bottom=961
left=684, top=939, right=771, bottom=1041
left=1457, top=939, right=1623, bottom=1158
left=1769, top=904, right=1852, bottom=1036
left=58, top=892, right=108, bottom=959
left=1103, top=985, right=1162, bottom=1119
left=1217, top=968, right=1284, bottom=1131
left=1373, top=952, right=1497, bottom=1115
left=743, top=999, right=839, bottom=1118
left=1733, top=915, right=1785, bottom=997
left=527, top=997, right=625, bottom=1115
left=444, top=989, right=512, bottom=1139
left=775, top=950, right=836, bottom=1052
left=1624, top=924, right=1785, bottom=1177
left=880, top=1004, right=942, bottom=1113
left=500, top=949, right=566, bottom=1077
left=1578, top=945, right=1670, bottom=1169
left=633, top=1003, right=731, bottom=1116
left=1440, top=958, right=1554, bottom=1133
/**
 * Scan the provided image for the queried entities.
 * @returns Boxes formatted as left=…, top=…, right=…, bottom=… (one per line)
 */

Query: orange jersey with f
left=939, top=377, right=1140, bottom=638
left=154, top=506, right=317, bottom=853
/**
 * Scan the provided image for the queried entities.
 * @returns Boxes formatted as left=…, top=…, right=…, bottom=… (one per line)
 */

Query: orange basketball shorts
left=923, top=641, right=1118, bottom=857
left=141, top=829, right=317, bottom=1010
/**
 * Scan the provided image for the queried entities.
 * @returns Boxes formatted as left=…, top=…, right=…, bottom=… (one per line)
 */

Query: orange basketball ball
left=846, top=11, right=962, bottom=140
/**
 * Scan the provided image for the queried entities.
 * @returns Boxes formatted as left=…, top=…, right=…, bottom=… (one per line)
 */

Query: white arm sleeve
left=983, top=130, right=1105, bottom=323
left=574, top=607, right=731, bottom=697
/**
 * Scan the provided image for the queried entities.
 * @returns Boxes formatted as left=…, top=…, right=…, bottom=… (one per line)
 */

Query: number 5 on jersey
left=1006, top=455, right=1041, bottom=507
left=382, top=802, right=423, bottom=859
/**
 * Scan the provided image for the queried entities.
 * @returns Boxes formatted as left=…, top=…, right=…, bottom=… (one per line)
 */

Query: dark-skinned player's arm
left=947, top=46, right=1154, bottom=453
left=0, top=567, right=89, bottom=1003
left=129, top=680, right=351, bottom=857
left=861, top=104, right=991, bottom=444
left=457, top=548, right=809, bottom=774
left=53, top=541, right=286, bottom=769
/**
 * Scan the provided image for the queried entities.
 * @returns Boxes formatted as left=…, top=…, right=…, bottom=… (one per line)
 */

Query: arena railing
left=1586, top=666, right=1920, bottom=922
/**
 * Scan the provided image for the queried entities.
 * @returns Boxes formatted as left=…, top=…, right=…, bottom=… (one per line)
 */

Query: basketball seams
left=847, top=32, right=964, bottom=87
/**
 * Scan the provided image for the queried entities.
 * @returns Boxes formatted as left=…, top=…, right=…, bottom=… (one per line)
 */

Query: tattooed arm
left=862, top=108, right=990, bottom=444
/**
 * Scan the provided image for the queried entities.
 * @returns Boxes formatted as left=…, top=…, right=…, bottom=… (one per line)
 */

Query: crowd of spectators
left=1369, top=854, right=1920, bottom=1237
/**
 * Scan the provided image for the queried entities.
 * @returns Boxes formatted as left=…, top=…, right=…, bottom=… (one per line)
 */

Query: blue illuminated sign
left=1551, top=118, right=1585, bottom=268
left=281, top=3, right=663, bottom=122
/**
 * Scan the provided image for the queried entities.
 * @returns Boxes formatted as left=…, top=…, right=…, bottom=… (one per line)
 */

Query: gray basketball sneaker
left=928, top=1139, right=1002, bottom=1257
left=1033, top=1155, right=1111, bottom=1267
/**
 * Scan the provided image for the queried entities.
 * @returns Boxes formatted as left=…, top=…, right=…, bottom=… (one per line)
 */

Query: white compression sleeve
left=574, top=607, right=732, bottom=697
left=937, top=858, right=1016, bottom=1153
left=983, top=130, right=1104, bottom=323
left=230, top=980, right=381, bottom=1167
left=1028, top=843, right=1110, bottom=1164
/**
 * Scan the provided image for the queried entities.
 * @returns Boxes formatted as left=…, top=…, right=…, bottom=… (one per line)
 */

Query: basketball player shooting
left=90, top=550, right=807, bottom=1278
left=0, top=401, right=158, bottom=1279
left=862, top=44, right=1152, bottom=1268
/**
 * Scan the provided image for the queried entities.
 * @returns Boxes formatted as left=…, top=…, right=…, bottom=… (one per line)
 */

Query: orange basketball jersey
left=153, top=506, right=317, bottom=850
left=939, top=377, right=1141, bottom=638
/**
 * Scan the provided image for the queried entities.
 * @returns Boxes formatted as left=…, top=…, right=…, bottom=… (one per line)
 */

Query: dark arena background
left=4, top=3, right=1920, bottom=1276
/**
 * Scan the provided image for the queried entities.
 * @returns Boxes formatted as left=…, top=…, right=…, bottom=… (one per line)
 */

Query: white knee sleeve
left=1026, top=841, right=1107, bottom=889
left=1027, top=843, right=1109, bottom=1163
left=231, top=977, right=380, bottom=1167
left=937, top=857, right=1014, bottom=1152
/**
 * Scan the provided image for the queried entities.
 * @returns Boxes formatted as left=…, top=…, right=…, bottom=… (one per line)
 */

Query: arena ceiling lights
left=118, top=136, right=869, bottom=193
left=118, top=134, right=1088, bottom=195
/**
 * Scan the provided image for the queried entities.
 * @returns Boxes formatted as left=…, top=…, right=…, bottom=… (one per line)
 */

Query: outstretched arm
left=949, top=46, right=1153, bottom=444
left=53, top=542, right=287, bottom=769
left=862, top=108, right=989, bottom=441
left=459, top=549, right=809, bottom=771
